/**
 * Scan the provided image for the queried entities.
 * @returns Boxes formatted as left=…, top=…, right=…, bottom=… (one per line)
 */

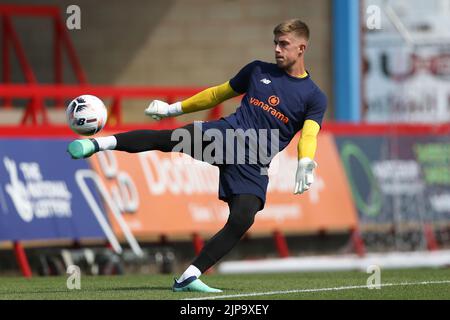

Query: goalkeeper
left=68, top=19, right=326, bottom=293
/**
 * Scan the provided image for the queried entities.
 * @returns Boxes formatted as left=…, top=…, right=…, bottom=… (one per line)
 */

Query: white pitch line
left=183, top=280, right=450, bottom=300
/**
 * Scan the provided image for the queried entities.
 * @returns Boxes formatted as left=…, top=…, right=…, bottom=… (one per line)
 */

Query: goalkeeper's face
left=273, top=33, right=307, bottom=70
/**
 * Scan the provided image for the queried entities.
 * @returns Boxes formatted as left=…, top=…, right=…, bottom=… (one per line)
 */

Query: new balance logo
left=260, top=78, right=271, bottom=84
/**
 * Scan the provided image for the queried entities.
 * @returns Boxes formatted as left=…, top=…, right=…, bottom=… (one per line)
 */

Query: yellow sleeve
left=297, top=119, right=321, bottom=160
left=181, top=81, right=240, bottom=113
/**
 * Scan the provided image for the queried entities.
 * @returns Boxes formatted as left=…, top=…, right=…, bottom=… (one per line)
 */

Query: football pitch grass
left=0, top=268, right=449, bottom=300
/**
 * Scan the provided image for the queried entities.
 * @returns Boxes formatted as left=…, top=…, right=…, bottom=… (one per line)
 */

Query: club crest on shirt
left=268, top=95, right=280, bottom=107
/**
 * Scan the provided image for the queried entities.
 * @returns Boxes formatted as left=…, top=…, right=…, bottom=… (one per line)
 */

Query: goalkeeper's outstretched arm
left=145, top=81, right=240, bottom=120
left=181, top=81, right=240, bottom=113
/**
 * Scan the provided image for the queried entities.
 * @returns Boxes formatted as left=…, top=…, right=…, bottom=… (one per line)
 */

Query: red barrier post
left=350, top=227, right=366, bottom=257
left=13, top=241, right=32, bottom=278
left=424, top=224, right=439, bottom=251
left=192, top=232, right=204, bottom=255
left=273, top=230, right=290, bottom=258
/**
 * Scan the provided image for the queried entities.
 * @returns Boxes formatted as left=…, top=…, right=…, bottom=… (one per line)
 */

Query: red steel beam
left=0, top=5, right=59, bottom=17
left=56, top=15, right=88, bottom=84
left=0, top=84, right=207, bottom=98
left=3, top=16, right=36, bottom=83
left=2, top=16, right=11, bottom=107
left=1, top=4, right=88, bottom=110
left=54, top=17, right=63, bottom=107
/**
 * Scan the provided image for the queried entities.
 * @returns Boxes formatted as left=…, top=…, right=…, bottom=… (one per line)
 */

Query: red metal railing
left=3, top=84, right=450, bottom=133
left=0, top=4, right=87, bottom=108
left=0, top=84, right=224, bottom=126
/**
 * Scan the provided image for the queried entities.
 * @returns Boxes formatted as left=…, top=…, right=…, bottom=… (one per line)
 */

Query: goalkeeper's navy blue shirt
left=199, top=60, right=327, bottom=208
left=225, top=60, right=327, bottom=152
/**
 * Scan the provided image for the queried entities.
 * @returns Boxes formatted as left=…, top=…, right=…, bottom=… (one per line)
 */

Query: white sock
left=95, top=136, right=117, bottom=151
left=177, top=265, right=201, bottom=283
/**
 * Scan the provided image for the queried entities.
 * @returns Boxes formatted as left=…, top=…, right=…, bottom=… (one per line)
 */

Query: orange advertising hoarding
left=89, top=132, right=358, bottom=238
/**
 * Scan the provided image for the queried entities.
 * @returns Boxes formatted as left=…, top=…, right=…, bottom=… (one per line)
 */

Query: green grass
left=0, top=268, right=449, bottom=300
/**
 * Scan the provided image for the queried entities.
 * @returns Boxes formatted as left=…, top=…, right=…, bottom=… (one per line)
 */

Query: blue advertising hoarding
left=0, top=139, right=107, bottom=241
left=335, top=135, right=450, bottom=226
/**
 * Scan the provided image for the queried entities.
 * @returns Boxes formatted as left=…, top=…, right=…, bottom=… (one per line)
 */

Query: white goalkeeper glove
left=294, top=157, right=318, bottom=194
left=144, top=100, right=183, bottom=120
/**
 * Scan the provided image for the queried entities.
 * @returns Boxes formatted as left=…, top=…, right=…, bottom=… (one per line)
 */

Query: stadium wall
left=1, top=0, right=333, bottom=120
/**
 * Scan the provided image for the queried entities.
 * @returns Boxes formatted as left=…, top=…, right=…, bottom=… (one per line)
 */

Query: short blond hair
left=273, top=19, right=310, bottom=40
